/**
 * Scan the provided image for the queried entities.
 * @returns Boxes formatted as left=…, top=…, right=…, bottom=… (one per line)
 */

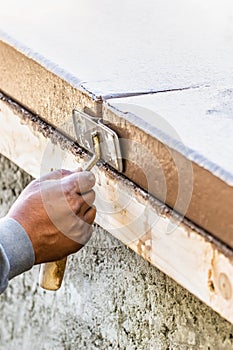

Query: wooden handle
left=39, top=257, right=67, bottom=290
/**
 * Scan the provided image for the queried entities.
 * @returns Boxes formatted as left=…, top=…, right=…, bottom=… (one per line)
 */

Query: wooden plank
left=1, top=95, right=233, bottom=324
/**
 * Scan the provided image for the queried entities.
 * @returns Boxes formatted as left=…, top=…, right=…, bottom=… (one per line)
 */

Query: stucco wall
left=1, top=154, right=233, bottom=350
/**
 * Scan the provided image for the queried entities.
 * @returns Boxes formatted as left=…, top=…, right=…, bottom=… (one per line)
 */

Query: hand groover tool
left=39, top=110, right=123, bottom=291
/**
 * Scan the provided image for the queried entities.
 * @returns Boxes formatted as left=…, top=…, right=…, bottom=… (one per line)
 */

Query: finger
left=79, top=225, right=93, bottom=245
left=78, top=201, right=91, bottom=216
left=81, top=190, right=96, bottom=207
left=83, top=206, right=96, bottom=224
left=39, top=169, right=72, bottom=181
left=62, top=171, right=96, bottom=194
left=79, top=201, right=95, bottom=216
left=73, top=190, right=95, bottom=215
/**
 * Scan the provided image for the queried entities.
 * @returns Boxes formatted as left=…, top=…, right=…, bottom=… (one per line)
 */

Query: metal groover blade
left=73, top=110, right=123, bottom=172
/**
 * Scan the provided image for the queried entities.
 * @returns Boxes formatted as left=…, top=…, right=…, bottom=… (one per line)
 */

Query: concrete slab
left=108, top=87, right=233, bottom=181
left=1, top=0, right=233, bottom=97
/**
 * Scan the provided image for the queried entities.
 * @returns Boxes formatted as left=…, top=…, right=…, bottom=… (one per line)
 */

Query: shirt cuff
left=0, top=217, right=35, bottom=279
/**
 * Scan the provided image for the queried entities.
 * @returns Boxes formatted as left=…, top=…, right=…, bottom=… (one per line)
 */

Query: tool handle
left=39, top=132, right=100, bottom=291
left=39, top=257, right=67, bottom=291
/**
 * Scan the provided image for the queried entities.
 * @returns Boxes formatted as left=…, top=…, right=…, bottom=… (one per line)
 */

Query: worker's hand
left=7, top=169, right=96, bottom=264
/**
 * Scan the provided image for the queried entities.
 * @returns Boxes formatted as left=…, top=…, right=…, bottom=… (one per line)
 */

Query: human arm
left=0, top=217, right=35, bottom=294
left=0, top=169, right=96, bottom=294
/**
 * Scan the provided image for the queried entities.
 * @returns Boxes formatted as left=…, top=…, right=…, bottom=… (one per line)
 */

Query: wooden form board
left=1, top=94, right=233, bottom=324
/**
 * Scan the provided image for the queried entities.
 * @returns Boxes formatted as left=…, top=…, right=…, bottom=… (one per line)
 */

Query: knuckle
left=61, top=169, right=72, bottom=176
left=62, top=182, right=74, bottom=196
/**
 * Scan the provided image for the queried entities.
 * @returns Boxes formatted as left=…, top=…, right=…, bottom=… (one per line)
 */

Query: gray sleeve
left=0, top=217, right=35, bottom=294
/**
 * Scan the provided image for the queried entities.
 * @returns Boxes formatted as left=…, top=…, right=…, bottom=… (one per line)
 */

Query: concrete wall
left=1, top=154, right=233, bottom=350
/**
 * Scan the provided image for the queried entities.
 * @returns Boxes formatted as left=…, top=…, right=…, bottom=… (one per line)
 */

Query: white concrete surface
left=108, top=86, right=233, bottom=184
left=1, top=0, right=233, bottom=97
